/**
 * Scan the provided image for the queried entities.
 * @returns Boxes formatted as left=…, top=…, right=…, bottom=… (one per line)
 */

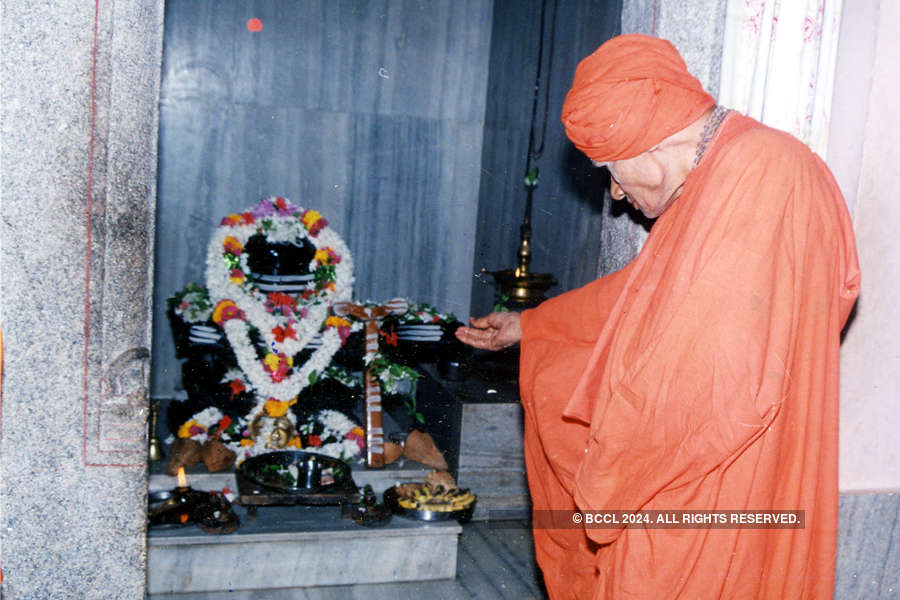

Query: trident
left=332, top=298, right=408, bottom=468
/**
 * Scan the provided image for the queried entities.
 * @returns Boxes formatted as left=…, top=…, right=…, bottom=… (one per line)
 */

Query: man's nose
left=609, top=179, right=627, bottom=201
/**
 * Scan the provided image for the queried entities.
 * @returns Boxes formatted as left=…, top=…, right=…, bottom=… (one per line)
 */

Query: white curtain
left=718, top=0, right=843, bottom=156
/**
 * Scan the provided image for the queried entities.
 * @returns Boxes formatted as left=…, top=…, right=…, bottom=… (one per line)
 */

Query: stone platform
left=147, top=457, right=462, bottom=594
left=147, top=504, right=461, bottom=594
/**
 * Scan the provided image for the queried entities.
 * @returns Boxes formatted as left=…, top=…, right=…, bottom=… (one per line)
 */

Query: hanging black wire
left=524, top=0, right=558, bottom=179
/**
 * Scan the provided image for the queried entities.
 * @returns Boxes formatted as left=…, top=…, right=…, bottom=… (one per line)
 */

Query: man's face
left=594, top=147, right=687, bottom=219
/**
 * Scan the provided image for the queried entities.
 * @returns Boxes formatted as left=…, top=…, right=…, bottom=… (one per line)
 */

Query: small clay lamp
left=173, top=467, right=194, bottom=524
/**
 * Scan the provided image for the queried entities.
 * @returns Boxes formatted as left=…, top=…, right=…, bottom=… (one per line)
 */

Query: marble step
left=148, top=504, right=461, bottom=594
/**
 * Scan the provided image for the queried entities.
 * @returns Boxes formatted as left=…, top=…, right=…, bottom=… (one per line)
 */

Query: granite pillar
left=604, top=0, right=728, bottom=275
left=0, top=0, right=164, bottom=597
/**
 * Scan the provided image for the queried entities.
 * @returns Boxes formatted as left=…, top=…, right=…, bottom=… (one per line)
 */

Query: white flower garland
left=205, top=197, right=356, bottom=404
left=298, top=409, right=364, bottom=461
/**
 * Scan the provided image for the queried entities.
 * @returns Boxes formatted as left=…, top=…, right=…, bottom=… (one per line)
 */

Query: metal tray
left=383, top=484, right=476, bottom=523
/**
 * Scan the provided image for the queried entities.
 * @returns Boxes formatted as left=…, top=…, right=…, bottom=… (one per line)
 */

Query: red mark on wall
left=247, top=18, right=263, bottom=32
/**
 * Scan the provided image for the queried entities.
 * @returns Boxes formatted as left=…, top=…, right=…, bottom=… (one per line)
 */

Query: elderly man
left=456, top=35, right=859, bottom=599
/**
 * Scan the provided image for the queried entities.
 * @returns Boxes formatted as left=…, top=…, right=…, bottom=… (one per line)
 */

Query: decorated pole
left=333, top=298, right=408, bottom=468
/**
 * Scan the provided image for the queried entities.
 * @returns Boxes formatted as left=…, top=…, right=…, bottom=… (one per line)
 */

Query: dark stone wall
left=470, top=0, right=624, bottom=316
left=152, top=0, right=493, bottom=396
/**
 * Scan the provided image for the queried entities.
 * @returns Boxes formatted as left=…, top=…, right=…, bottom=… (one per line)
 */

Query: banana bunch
left=395, top=482, right=476, bottom=512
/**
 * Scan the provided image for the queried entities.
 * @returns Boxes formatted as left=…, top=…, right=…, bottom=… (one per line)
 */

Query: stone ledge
left=148, top=504, right=461, bottom=594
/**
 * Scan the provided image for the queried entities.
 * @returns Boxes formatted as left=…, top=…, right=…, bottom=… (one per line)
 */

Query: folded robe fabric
left=519, top=112, right=860, bottom=599
left=561, top=34, right=715, bottom=161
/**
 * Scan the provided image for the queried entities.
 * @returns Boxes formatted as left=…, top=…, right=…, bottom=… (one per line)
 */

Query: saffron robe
left=519, top=113, right=860, bottom=599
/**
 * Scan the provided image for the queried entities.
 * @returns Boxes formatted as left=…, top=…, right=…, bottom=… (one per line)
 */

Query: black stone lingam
left=244, top=234, right=315, bottom=276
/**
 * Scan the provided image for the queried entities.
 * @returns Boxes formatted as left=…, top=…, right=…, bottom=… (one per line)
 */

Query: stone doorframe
left=1, top=0, right=165, bottom=597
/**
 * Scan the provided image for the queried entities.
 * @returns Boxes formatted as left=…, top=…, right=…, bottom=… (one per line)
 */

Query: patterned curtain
left=718, top=0, right=843, bottom=156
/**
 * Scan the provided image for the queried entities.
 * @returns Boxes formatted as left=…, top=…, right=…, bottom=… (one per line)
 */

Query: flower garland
left=168, top=282, right=213, bottom=324
left=172, top=406, right=366, bottom=464
left=395, top=301, right=457, bottom=325
left=298, top=409, right=366, bottom=461
left=205, top=196, right=357, bottom=408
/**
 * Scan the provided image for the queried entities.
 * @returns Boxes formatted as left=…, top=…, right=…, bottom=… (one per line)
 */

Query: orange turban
left=561, top=34, right=715, bottom=162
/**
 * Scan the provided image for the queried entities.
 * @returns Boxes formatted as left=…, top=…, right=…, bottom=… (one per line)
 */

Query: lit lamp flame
left=176, top=466, right=188, bottom=489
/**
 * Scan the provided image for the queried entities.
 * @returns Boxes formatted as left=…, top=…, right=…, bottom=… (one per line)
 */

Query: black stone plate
left=236, top=450, right=358, bottom=506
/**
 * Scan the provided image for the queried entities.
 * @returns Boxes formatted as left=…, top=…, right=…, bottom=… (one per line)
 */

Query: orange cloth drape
left=519, top=112, right=859, bottom=599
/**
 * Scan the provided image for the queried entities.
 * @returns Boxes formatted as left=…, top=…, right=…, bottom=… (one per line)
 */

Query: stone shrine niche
left=162, top=195, right=451, bottom=477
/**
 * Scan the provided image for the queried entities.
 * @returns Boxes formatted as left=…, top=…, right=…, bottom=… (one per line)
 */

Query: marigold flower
left=177, top=419, right=201, bottom=438
left=229, top=269, right=245, bottom=284
left=301, top=210, right=328, bottom=236
left=240, top=438, right=255, bottom=447
left=220, top=213, right=243, bottom=226
left=325, top=315, right=351, bottom=329
left=212, top=300, right=244, bottom=325
left=223, top=236, right=243, bottom=255
left=263, top=352, right=293, bottom=371
left=314, top=247, right=341, bottom=266
left=263, top=397, right=296, bottom=418
left=287, top=436, right=303, bottom=448
left=345, top=427, right=365, bottom=452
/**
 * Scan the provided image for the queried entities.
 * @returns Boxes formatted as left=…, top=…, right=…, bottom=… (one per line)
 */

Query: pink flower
left=802, top=16, right=821, bottom=42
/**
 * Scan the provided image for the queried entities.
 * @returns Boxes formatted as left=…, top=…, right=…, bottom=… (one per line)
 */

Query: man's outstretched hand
left=454, top=312, right=522, bottom=351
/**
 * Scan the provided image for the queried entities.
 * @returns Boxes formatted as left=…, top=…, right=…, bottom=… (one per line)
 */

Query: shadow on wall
left=561, top=144, right=654, bottom=232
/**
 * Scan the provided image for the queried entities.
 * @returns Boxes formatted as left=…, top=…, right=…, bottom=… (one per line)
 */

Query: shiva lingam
left=489, top=168, right=557, bottom=309
left=147, top=467, right=238, bottom=533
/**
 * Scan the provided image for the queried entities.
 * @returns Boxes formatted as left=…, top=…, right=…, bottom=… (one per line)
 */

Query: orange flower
left=287, top=436, right=303, bottom=448
left=220, top=213, right=243, bottom=226
left=301, top=209, right=328, bottom=236
left=223, top=235, right=243, bottom=255
left=325, top=315, right=351, bottom=329
left=314, top=247, right=341, bottom=266
left=240, top=438, right=255, bottom=447
left=212, top=300, right=244, bottom=325
left=263, top=397, right=296, bottom=418
left=177, top=419, right=200, bottom=438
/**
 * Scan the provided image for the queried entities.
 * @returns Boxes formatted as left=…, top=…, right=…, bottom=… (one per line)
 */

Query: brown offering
left=166, top=438, right=203, bottom=475
left=403, top=429, right=448, bottom=471
left=424, top=469, right=457, bottom=490
left=201, top=439, right=237, bottom=472
left=383, top=440, right=404, bottom=465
